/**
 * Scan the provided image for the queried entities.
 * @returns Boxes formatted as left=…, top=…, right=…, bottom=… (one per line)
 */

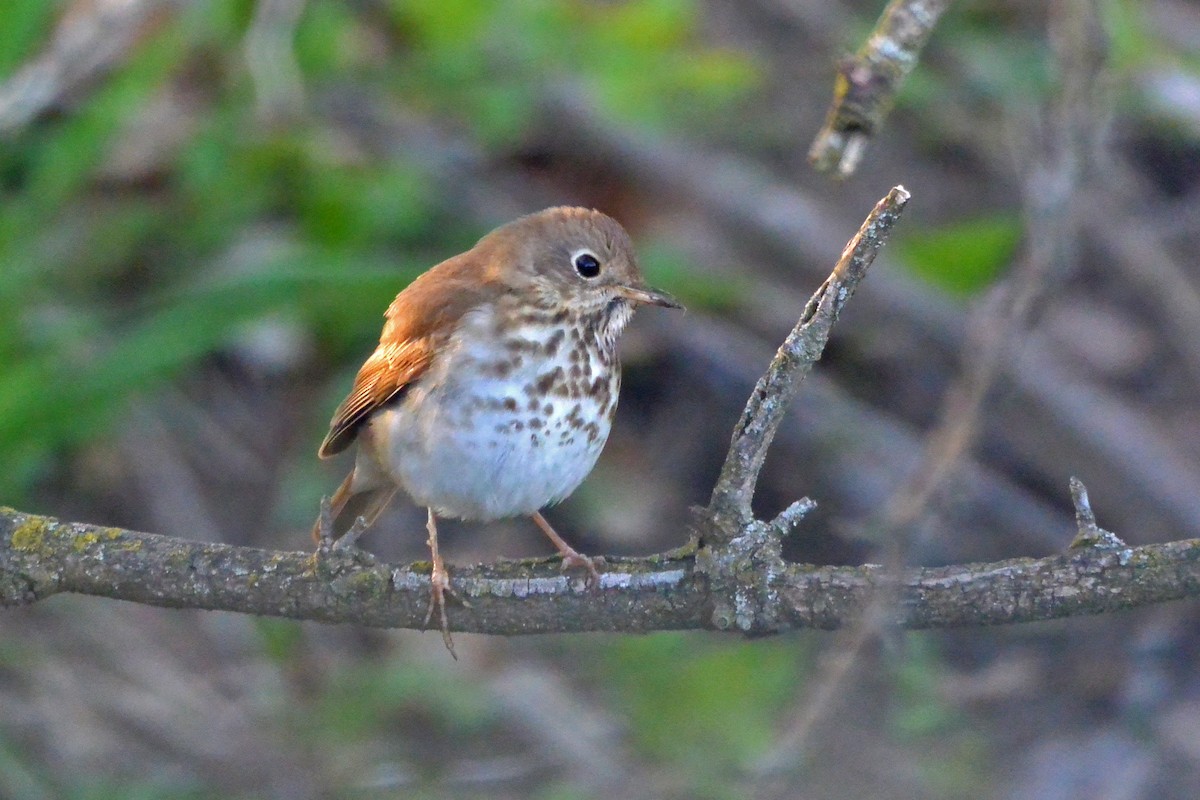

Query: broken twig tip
left=1067, top=477, right=1126, bottom=551
left=1069, top=477, right=1095, bottom=528
left=771, top=498, right=818, bottom=534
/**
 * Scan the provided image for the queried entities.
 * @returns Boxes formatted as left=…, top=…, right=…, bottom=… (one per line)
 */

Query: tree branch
left=4, top=187, right=1199, bottom=638
left=0, top=0, right=174, bottom=136
left=3, top=501, right=1198, bottom=633
left=708, top=185, right=910, bottom=532
left=809, top=0, right=952, bottom=177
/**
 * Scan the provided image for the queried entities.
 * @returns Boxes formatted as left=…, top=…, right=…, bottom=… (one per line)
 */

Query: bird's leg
left=422, top=509, right=459, bottom=658
left=532, top=511, right=602, bottom=587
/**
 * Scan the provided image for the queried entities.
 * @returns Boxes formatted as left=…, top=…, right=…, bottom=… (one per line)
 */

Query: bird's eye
left=573, top=251, right=601, bottom=279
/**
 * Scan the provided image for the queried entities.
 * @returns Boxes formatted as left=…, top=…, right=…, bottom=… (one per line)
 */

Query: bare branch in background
left=746, top=7, right=1115, bottom=784
left=0, top=0, right=176, bottom=135
left=876, top=0, right=1108, bottom=553
left=244, top=0, right=308, bottom=126
left=809, top=0, right=952, bottom=177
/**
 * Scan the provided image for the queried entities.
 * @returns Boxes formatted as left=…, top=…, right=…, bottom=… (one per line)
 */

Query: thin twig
left=1068, top=477, right=1126, bottom=550
left=808, top=0, right=953, bottom=177
left=707, top=186, right=911, bottom=532
left=766, top=17, right=1110, bottom=773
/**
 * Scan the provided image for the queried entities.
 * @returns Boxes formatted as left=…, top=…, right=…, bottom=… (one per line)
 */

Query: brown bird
left=314, top=207, right=680, bottom=651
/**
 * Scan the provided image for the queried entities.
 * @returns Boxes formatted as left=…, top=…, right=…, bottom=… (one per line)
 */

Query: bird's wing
left=317, top=337, right=435, bottom=458
left=317, top=251, right=497, bottom=458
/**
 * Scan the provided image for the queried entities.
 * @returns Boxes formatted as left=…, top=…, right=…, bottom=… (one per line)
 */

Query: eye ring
left=572, top=250, right=601, bottom=279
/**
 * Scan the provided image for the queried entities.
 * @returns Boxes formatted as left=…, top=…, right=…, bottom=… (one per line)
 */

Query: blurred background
left=2, top=0, right=1200, bottom=797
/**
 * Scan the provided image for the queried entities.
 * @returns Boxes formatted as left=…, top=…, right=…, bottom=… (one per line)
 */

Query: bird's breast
left=374, top=304, right=622, bottom=520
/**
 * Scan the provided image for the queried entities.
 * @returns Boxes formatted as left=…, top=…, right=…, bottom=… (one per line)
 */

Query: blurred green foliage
left=0, top=4, right=58, bottom=81
left=0, top=0, right=757, bottom=501
left=896, top=3, right=1054, bottom=114
left=887, top=635, right=990, bottom=796
left=1104, top=0, right=1158, bottom=71
left=895, top=214, right=1021, bottom=296
left=592, top=633, right=811, bottom=797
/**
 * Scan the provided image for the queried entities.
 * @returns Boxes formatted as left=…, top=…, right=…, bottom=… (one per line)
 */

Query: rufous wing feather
left=317, top=338, right=435, bottom=458
left=317, top=249, right=502, bottom=458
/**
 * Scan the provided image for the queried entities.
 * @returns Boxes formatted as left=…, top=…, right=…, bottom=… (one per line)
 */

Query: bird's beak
left=615, top=284, right=683, bottom=309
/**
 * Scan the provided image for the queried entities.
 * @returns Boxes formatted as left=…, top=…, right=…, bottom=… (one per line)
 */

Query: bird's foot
left=531, top=511, right=603, bottom=589
left=422, top=560, right=467, bottom=659
left=558, top=547, right=604, bottom=590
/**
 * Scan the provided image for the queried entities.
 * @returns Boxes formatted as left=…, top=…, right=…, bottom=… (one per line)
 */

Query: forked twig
left=707, top=185, right=911, bottom=534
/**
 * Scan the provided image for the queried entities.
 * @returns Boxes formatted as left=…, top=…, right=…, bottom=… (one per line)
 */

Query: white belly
left=364, top=308, right=619, bottom=521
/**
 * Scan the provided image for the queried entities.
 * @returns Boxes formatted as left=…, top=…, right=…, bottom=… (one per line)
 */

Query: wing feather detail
left=317, top=249, right=500, bottom=458
left=317, top=338, right=435, bottom=458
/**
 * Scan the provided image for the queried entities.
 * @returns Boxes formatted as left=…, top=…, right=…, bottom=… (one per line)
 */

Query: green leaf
left=253, top=618, right=306, bottom=664
left=895, top=214, right=1020, bottom=295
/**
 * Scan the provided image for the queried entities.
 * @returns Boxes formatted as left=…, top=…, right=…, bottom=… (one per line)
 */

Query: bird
left=313, top=206, right=681, bottom=652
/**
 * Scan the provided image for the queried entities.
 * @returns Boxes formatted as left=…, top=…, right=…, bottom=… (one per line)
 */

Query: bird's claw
left=422, top=563, right=468, bottom=659
left=559, top=551, right=603, bottom=590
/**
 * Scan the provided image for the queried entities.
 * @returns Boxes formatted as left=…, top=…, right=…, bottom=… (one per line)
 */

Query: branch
left=809, top=0, right=952, bottom=177
left=0, top=507, right=703, bottom=634
left=708, top=185, right=911, bottom=531
left=4, top=188, right=1199, bottom=638
left=3, top=500, right=1198, bottom=633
